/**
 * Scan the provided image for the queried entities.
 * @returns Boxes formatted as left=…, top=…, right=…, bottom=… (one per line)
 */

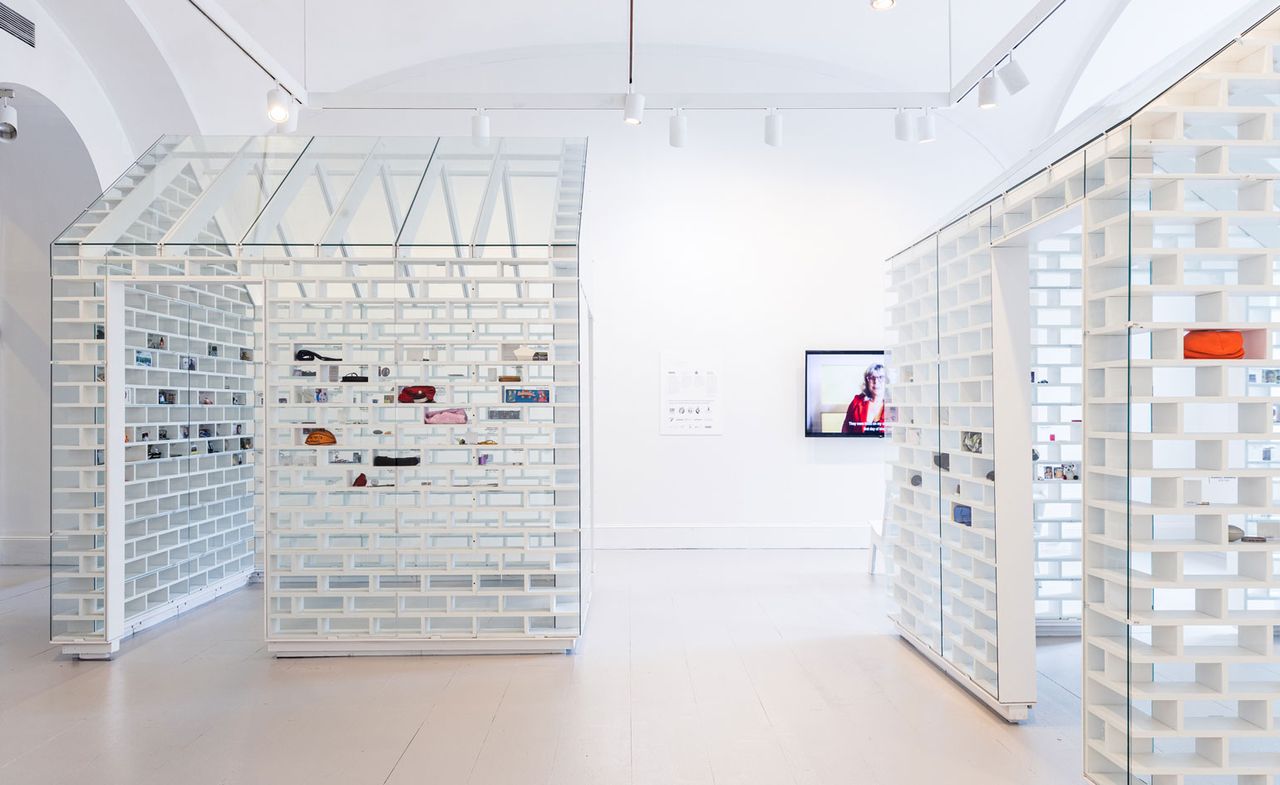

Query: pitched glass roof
left=55, top=135, right=587, bottom=257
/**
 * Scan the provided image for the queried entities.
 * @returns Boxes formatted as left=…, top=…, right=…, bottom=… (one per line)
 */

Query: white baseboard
left=0, top=535, right=49, bottom=566
left=593, top=523, right=871, bottom=550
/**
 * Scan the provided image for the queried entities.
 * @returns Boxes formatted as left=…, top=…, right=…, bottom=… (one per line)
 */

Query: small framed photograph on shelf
left=134, top=350, right=154, bottom=367
left=207, top=344, right=219, bottom=357
left=240, top=348, right=253, bottom=361
left=158, top=389, right=177, bottom=405
left=961, top=431, right=983, bottom=454
left=179, top=356, right=197, bottom=371
left=146, top=333, right=166, bottom=350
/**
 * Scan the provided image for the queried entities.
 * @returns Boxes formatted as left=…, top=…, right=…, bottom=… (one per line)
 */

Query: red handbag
left=398, top=385, right=436, bottom=403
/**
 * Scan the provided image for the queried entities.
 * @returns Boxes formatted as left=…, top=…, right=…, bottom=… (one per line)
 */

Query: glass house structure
left=50, top=136, right=591, bottom=658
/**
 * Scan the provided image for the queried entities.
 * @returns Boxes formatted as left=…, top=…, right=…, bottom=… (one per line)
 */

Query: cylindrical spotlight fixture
left=978, top=74, right=999, bottom=109
left=764, top=109, right=782, bottom=147
left=275, top=106, right=299, bottom=134
left=894, top=108, right=915, bottom=142
left=997, top=55, right=1030, bottom=95
left=471, top=109, right=491, bottom=145
left=624, top=90, right=646, bottom=125
left=669, top=109, right=687, bottom=147
left=0, top=100, right=16, bottom=143
left=917, top=109, right=937, bottom=144
left=266, top=86, right=291, bottom=124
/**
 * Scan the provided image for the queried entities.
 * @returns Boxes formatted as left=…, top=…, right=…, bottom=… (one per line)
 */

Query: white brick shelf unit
left=112, top=283, right=256, bottom=631
left=887, top=236, right=943, bottom=651
left=887, top=205, right=1038, bottom=722
left=51, top=135, right=591, bottom=659
left=888, top=7, right=1280, bottom=780
left=1082, top=18, right=1280, bottom=784
left=1030, top=233, right=1085, bottom=632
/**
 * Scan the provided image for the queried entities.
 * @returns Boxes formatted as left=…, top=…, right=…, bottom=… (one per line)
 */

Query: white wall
left=0, top=0, right=197, bottom=564
left=0, top=88, right=101, bottom=564
left=579, top=115, right=996, bottom=547
left=0, top=0, right=135, bottom=189
left=307, top=107, right=1002, bottom=547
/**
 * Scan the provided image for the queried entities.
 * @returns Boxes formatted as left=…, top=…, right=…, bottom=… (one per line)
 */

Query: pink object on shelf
left=424, top=407, right=468, bottom=425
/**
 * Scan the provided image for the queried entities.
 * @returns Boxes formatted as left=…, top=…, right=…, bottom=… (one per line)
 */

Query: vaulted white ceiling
left=23, top=0, right=1280, bottom=198
left=210, top=0, right=1042, bottom=95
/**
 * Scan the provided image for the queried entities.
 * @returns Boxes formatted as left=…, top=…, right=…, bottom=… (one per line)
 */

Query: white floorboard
left=0, top=551, right=1086, bottom=785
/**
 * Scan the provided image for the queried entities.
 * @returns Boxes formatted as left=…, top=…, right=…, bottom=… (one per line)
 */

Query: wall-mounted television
left=805, top=350, right=890, bottom=438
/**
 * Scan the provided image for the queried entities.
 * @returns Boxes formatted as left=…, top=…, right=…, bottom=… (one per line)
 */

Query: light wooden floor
left=0, top=551, right=1086, bottom=785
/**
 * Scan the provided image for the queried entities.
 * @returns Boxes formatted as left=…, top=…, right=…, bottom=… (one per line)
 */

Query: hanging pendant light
left=917, top=109, right=937, bottom=143
left=997, top=55, right=1030, bottom=95
left=471, top=109, right=491, bottom=145
left=266, top=86, right=291, bottom=124
left=669, top=109, right=687, bottom=147
left=624, top=89, right=646, bottom=125
left=894, top=108, right=915, bottom=142
left=764, top=109, right=782, bottom=147
left=978, top=74, right=999, bottom=109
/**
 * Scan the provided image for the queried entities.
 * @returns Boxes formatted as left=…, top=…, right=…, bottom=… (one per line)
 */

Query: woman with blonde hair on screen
left=842, top=363, right=886, bottom=435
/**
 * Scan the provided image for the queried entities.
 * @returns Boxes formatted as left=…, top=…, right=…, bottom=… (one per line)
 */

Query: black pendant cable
left=623, top=0, right=645, bottom=124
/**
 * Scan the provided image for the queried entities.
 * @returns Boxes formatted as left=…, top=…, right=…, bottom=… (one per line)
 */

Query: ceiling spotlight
left=893, top=108, right=915, bottom=142
left=870, top=0, right=896, bottom=9
left=624, top=89, right=645, bottom=125
left=917, top=109, right=936, bottom=144
left=275, top=106, right=299, bottom=134
left=0, top=90, right=15, bottom=143
left=669, top=109, right=687, bottom=147
left=471, top=109, right=491, bottom=146
left=266, top=86, right=291, bottom=124
left=764, top=109, right=782, bottom=147
left=997, top=55, right=1030, bottom=95
left=978, top=74, right=999, bottom=109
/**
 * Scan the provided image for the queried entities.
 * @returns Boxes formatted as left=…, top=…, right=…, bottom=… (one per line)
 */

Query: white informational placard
left=660, top=352, right=722, bottom=435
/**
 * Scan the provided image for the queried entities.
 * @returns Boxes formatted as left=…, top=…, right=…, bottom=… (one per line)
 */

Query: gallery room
left=2, top=0, right=1280, bottom=782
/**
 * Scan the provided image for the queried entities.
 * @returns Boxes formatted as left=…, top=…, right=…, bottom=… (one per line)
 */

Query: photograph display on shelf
left=804, top=350, right=891, bottom=437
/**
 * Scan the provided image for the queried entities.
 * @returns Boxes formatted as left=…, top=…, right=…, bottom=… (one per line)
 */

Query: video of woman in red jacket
left=804, top=351, right=890, bottom=438
left=842, top=363, right=887, bottom=435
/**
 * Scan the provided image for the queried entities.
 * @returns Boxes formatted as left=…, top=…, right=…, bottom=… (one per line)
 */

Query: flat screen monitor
left=804, top=350, right=890, bottom=438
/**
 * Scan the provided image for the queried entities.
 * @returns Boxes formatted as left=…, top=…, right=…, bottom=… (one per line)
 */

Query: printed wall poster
left=660, top=352, right=722, bottom=435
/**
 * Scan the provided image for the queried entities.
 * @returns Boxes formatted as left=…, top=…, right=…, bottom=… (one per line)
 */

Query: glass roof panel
left=63, top=136, right=260, bottom=247
left=54, top=136, right=584, bottom=255
left=242, top=136, right=438, bottom=251
left=164, top=136, right=312, bottom=253
left=401, top=137, right=586, bottom=249
left=239, top=136, right=380, bottom=246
